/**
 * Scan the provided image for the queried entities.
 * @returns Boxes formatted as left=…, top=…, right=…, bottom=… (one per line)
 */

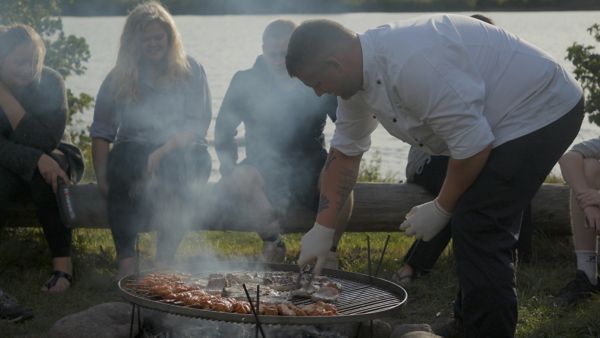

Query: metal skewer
left=242, top=283, right=265, bottom=338
left=375, top=234, right=391, bottom=277
left=366, top=235, right=372, bottom=281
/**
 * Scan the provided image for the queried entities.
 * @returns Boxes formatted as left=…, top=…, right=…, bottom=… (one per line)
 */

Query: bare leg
left=571, top=159, right=600, bottom=251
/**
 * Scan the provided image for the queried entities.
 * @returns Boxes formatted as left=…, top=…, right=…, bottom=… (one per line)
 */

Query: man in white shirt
left=286, top=14, right=583, bottom=338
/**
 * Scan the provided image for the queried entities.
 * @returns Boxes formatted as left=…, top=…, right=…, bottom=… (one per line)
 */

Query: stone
left=397, top=332, right=442, bottom=338
left=48, top=302, right=138, bottom=338
left=391, top=323, right=441, bottom=338
left=355, top=319, right=393, bottom=338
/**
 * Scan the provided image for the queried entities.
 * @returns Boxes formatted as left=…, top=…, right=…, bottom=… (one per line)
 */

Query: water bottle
left=56, top=177, right=77, bottom=228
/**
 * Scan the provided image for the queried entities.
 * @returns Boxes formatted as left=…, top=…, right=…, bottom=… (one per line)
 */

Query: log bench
left=2, top=182, right=571, bottom=236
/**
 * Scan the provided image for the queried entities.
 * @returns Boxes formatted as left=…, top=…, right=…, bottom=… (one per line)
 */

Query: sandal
left=42, top=271, right=73, bottom=293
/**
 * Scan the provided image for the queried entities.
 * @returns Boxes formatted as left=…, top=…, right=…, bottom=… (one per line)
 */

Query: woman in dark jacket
left=0, top=24, right=73, bottom=292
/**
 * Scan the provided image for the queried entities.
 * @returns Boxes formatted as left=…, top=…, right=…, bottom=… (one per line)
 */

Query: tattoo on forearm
left=318, top=194, right=330, bottom=214
left=336, top=166, right=357, bottom=212
left=324, top=153, right=337, bottom=171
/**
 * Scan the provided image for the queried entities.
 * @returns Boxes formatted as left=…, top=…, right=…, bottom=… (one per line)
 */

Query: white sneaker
left=323, top=251, right=340, bottom=270
left=262, top=239, right=286, bottom=263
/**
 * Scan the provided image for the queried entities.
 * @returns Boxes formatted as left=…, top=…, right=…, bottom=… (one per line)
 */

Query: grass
left=1, top=227, right=599, bottom=337
left=1, top=165, right=597, bottom=337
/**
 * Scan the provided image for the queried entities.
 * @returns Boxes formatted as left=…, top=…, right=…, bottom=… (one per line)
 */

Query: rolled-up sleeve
left=330, top=96, right=378, bottom=156
left=90, top=74, right=119, bottom=142
left=395, top=48, right=494, bottom=159
left=182, top=59, right=212, bottom=141
left=571, top=137, right=600, bottom=159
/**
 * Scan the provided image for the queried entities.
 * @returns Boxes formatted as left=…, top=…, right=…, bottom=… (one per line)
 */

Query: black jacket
left=0, top=67, right=67, bottom=181
left=215, top=56, right=336, bottom=176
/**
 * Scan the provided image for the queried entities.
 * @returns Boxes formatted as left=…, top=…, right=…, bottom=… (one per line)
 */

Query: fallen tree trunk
left=2, top=182, right=572, bottom=236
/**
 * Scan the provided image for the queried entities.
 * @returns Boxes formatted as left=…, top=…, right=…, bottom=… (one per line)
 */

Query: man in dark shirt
left=215, top=19, right=351, bottom=266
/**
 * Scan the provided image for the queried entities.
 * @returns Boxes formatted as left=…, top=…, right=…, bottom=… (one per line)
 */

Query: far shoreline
left=60, top=6, right=600, bottom=17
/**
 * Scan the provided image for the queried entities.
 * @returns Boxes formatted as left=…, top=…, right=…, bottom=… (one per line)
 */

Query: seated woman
left=91, top=2, right=212, bottom=279
left=0, top=24, right=75, bottom=292
left=556, top=137, right=600, bottom=305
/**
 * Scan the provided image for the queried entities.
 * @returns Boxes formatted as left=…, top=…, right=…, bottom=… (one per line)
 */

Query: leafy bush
left=567, top=24, right=600, bottom=125
left=358, top=151, right=398, bottom=183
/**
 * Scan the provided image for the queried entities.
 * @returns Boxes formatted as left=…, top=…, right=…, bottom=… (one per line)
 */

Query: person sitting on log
left=214, top=19, right=351, bottom=267
left=91, top=2, right=212, bottom=279
left=555, top=137, right=600, bottom=305
left=0, top=24, right=82, bottom=293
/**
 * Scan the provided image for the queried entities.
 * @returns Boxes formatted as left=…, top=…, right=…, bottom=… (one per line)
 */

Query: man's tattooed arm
left=336, top=166, right=358, bottom=213
left=318, top=193, right=330, bottom=214
left=324, top=151, right=337, bottom=171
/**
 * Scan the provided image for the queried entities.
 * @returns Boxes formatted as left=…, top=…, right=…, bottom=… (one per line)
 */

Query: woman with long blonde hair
left=0, top=23, right=80, bottom=297
left=91, top=2, right=212, bottom=278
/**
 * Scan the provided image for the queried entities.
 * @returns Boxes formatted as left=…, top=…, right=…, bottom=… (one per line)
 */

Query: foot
left=0, top=288, right=33, bottom=322
left=391, top=264, right=414, bottom=287
left=262, top=238, right=286, bottom=263
left=555, top=270, right=600, bottom=306
left=323, top=251, right=340, bottom=270
left=41, top=270, right=72, bottom=293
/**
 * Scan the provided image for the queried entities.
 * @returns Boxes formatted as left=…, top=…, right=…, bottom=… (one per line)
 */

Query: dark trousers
left=452, top=99, right=583, bottom=338
left=404, top=159, right=533, bottom=274
left=0, top=166, right=71, bottom=257
left=107, top=141, right=211, bottom=261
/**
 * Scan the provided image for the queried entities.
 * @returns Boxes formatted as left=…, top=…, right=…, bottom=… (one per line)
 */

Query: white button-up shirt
left=331, top=14, right=582, bottom=159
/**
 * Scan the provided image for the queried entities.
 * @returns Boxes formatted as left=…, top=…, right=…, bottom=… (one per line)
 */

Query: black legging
left=0, top=166, right=71, bottom=257
left=106, top=141, right=211, bottom=261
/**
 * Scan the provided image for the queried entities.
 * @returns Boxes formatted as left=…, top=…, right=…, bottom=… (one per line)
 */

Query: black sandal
left=42, top=271, right=73, bottom=291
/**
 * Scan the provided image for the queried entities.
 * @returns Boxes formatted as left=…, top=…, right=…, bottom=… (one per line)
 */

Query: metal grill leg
left=354, top=322, right=362, bottom=338
left=129, top=304, right=136, bottom=338
left=130, top=234, right=142, bottom=338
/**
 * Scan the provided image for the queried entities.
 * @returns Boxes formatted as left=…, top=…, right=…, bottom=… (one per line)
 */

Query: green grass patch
left=1, top=227, right=598, bottom=337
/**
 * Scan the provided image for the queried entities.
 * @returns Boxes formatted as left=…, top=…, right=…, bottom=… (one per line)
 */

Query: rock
left=48, top=302, right=138, bottom=338
left=397, top=332, right=442, bottom=338
left=391, top=323, right=441, bottom=338
left=355, top=319, right=393, bottom=338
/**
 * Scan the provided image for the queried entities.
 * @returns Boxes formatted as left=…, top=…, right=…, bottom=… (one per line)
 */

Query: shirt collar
left=358, top=31, right=377, bottom=94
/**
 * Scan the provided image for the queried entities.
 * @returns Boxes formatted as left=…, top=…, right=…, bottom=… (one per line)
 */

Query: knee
left=583, top=159, right=600, bottom=188
left=29, top=174, right=56, bottom=205
left=231, top=165, right=264, bottom=190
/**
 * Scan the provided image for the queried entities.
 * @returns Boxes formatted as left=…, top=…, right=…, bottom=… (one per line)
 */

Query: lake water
left=62, top=11, right=600, bottom=180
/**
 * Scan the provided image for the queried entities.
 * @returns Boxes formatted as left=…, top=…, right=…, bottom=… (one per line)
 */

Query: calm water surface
left=62, top=12, right=600, bottom=180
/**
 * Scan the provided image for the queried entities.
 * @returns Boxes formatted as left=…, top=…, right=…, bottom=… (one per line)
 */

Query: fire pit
left=118, top=263, right=407, bottom=326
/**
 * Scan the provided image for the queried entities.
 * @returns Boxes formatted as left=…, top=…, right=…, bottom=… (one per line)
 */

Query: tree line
left=59, top=0, right=599, bottom=16
left=0, top=0, right=598, bottom=179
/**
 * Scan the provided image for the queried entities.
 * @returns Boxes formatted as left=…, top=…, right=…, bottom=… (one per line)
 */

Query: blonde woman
left=0, top=24, right=75, bottom=295
left=91, top=2, right=212, bottom=279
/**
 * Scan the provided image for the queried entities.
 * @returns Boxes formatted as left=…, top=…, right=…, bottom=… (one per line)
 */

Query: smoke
left=142, top=307, right=355, bottom=337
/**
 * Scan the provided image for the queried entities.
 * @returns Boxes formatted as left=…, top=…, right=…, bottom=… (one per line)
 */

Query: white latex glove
left=399, top=199, right=451, bottom=241
left=297, top=222, right=335, bottom=275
